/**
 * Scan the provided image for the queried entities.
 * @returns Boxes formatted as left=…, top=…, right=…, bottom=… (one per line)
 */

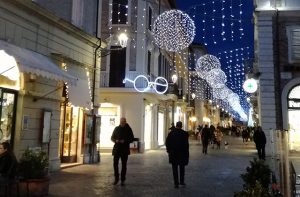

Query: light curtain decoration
left=205, top=68, right=227, bottom=88
left=153, top=10, right=195, bottom=52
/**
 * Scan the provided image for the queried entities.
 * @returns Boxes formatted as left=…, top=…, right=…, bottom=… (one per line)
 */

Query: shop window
left=285, top=0, right=300, bottom=7
left=0, top=88, right=17, bottom=146
left=288, top=85, right=300, bottom=151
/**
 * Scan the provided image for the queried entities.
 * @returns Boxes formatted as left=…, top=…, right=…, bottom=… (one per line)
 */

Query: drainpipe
left=90, top=0, right=102, bottom=164
left=274, top=9, right=283, bottom=130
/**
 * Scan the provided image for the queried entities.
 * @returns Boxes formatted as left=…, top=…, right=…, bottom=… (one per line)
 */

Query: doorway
left=109, top=46, right=126, bottom=87
left=0, top=88, right=17, bottom=146
left=61, top=106, right=82, bottom=163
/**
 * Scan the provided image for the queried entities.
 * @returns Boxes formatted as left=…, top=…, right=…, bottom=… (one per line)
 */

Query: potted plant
left=18, top=149, right=50, bottom=196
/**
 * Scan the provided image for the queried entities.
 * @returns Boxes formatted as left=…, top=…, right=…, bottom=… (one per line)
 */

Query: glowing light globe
left=153, top=10, right=195, bottom=52
left=205, top=69, right=227, bottom=89
left=195, top=54, right=221, bottom=79
left=243, top=78, right=258, bottom=93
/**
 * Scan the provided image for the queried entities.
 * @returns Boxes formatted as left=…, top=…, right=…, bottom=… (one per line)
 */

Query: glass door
left=61, top=106, right=79, bottom=163
left=0, top=88, right=17, bottom=145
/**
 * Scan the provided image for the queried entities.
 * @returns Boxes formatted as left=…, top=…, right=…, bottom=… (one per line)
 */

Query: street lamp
left=171, top=74, right=178, bottom=84
left=191, top=93, right=196, bottom=100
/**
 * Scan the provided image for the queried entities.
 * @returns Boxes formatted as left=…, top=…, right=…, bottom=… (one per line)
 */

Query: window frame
left=110, top=0, right=131, bottom=26
left=287, top=26, right=300, bottom=64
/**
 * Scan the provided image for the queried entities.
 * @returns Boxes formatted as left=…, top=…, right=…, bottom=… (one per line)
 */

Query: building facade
left=97, top=0, right=191, bottom=152
left=255, top=0, right=300, bottom=195
left=0, top=0, right=102, bottom=170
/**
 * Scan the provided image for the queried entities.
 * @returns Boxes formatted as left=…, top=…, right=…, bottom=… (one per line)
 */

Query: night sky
left=176, top=0, right=255, bottom=119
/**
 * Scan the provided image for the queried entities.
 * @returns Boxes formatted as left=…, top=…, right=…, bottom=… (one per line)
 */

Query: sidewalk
left=48, top=136, right=256, bottom=197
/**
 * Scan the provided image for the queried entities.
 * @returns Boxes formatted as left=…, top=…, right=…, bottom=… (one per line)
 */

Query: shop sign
left=289, top=100, right=300, bottom=109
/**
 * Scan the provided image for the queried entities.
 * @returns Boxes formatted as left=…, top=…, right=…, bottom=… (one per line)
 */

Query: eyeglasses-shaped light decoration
left=153, top=10, right=195, bottom=52
left=205, top=68, right=227, bottom=89
left=195, top=54, right=221, bottom=79
left=243, top=78, right=258, bottom=93
left=123, top=75, right=168, bottom=94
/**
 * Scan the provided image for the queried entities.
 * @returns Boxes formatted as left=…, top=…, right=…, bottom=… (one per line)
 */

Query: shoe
left=121, top=181, right=125, bottom=186
left=174, top=184, right=179, bottom=188
left=113, top=179, right=119, bottom=185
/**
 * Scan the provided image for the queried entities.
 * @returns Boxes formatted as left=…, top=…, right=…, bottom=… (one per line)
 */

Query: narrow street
left=49, top=136, right=257, bottom=197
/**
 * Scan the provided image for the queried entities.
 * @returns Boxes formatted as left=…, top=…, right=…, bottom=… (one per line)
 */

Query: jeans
left=113, top=154, right=128, bottom=181
left=257, top=146, right=265, bottom=160
left=172, top=164, right=185, bottom=185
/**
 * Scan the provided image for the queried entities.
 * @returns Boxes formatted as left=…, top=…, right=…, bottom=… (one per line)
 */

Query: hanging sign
left=243, top=78, right=258, bottom=93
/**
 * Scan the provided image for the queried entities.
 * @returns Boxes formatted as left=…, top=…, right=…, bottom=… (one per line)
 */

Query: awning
left=0, top=40, right=77, bottom=85
left=66, top=64, right=92, bottom=109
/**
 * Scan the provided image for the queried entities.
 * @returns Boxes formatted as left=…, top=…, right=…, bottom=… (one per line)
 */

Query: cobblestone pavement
left=49, top=136, right=257, bottom=197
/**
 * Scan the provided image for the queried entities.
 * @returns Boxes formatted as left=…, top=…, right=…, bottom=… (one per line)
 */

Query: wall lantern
left=171, top=74, right=178, bottom=84
left=118, top=33, right=128, bottom=48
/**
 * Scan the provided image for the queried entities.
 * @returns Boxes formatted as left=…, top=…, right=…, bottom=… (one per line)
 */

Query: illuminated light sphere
left=243, top=78, right=258, bottom=93
left=195, top=54, right=221, bottom=79
left=153, top=10, right=195, bottom=52
left=212, top=87, right=230, bottom=100
left=205, top=69, right=227, bottom=89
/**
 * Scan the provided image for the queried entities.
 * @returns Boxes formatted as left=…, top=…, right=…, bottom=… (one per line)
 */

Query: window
left=147, top=51, right=151, bottom=75
left=148, top=7, right=152, bottom=31
left=158, top=53, right=162, bottom=76
left=112, top=0, right=128, bottom=24
left=285, top=0, right=300, bottom=7
left=287, top=26, right=300, bottom=63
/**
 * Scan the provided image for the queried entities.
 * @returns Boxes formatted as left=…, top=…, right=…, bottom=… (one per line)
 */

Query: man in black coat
left=253, top=126, right=266, bottom=160
left=111, top=117, right=134, bottom=186
left=166, top=121, right=189, bottom=188
left=0, top=141, right=17, bottom=181
left=201, top=125, right=211, bottom=154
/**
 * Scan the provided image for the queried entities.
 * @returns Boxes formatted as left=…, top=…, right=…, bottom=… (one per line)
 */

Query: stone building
left=0, top=0, right=103, bottom=170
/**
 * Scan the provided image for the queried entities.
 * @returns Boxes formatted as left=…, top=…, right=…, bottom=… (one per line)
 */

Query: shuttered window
left=291, top=29, right=300, bottom=62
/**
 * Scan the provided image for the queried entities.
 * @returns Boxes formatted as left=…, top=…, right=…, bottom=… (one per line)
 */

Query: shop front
left=59, top=62, right=92, bottom=164
left=287, top=85, right=300, bottom=151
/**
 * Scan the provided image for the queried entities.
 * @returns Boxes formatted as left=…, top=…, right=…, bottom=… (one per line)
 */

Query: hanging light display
left=153, top=10, right=196, bottom=52
left=195, top=54, right=221, bottom=79
left=212, top=87, right=230, bottom=100
left=205, top=68, right=227, bottom=88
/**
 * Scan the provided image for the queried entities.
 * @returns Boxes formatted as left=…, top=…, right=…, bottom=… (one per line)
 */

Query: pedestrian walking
left=169, top=122, right=175, bottom=132
left=0, top=141, right=18, bottom=181
left=253, top=126, right=266, bottom=160
left=201, top=125, right=211, bottom=154
left=215, top=129, right=223, bottom=149
left=111, top=117, right=134, bottom=186
left=166, top=121, right=189, bottom=188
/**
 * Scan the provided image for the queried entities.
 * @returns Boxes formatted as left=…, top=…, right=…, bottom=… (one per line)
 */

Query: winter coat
left=253, top=130, right=266, bottom=148
left=0, top=151, right=17, bottom=178
left=166, top=128, right=189, bottom=165
left=201, top=127, right=211, bottom=143
left=111, top=123, right=134, bottom=156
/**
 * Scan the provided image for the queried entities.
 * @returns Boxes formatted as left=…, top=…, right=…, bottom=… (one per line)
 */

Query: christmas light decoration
left=123, top=75, right=168, bottom=94
left=205, top=68, right=227, bottom=88
left=153, top=10, right=196, bottom=52
left=212, top=87, right=230, bottom=100
left=195, top=54, right=221, bottom=79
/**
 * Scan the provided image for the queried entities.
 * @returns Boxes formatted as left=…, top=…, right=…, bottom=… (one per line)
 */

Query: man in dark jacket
left=166, top=121, right=189, bottom=188
left=0, top=141, right=17, bottom=180
left=201, top=125, right=211, bottom=154
left=253, top=126, right=266, bottom=160
left=111, top=117, right=134, bottom=186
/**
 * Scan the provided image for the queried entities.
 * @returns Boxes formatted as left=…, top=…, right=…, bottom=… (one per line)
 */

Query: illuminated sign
left=123, top=75, right=168, bottom=94
left=289, top=100, right=300, bottom=109
left=243, top=78, right=258, bottom=93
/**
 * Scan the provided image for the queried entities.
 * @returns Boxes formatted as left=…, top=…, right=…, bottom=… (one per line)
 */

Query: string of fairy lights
left=186, top=0, right=245, bottom=45
left=105, top=0, right=252, bottom=121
